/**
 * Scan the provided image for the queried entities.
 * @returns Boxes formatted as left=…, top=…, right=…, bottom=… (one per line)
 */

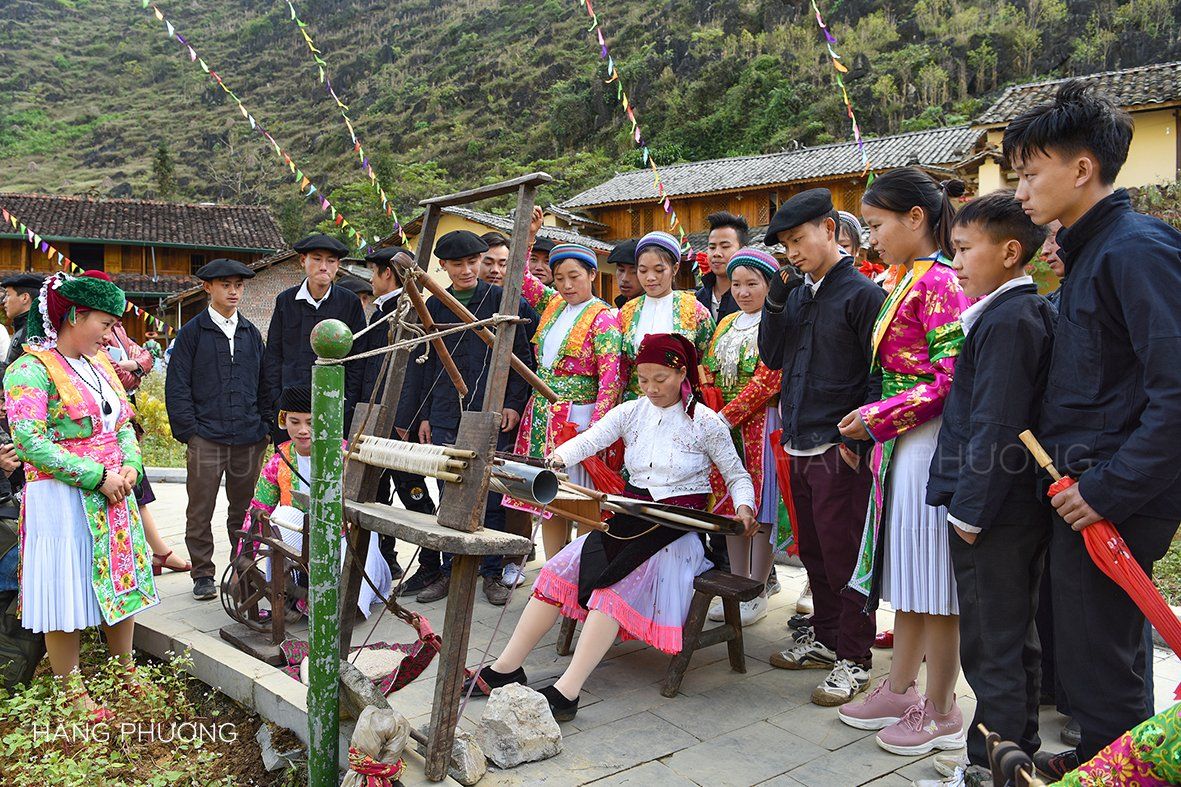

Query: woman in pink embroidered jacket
left=835, top=169, right=970, bottom=756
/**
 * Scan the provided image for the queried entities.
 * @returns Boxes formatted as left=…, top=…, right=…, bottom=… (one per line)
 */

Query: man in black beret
left=262, top=233, right=368, bottom=442
left=0, top=273, right=44, bottom=379
left=336, top=275, right=374, bottom=311
left=166, top=258, right=271, bottom=600
left=395, top=230, right=537, bottom=606
left=606, top=239, right=640, bottom=309
left=528, top=236, right=556, bottom=285
left=759, top=188, right=886, bottom=705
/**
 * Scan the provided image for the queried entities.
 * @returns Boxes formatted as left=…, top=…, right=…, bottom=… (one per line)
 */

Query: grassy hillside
left=1, top=0, right=1177, bottom=242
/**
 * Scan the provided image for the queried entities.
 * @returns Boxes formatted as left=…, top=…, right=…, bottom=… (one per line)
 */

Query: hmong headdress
left=635, top=231, right=682, bottom=265
left=26, top=271, right=127, bottom=351
left=548, top=243, right=598, bottom=272
left=726, top=248, right=779, bottom=281
left=635, top=332, right=702, bottom=416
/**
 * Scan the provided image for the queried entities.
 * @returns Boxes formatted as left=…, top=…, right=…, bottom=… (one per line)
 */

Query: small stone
left=449, top=729, right=487, bottom=785
left=256, top=723, right=304, bottom=773
left=475, top=684, right=562, bottom=769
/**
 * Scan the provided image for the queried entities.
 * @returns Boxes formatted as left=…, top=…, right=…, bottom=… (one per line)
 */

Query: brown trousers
left=185, top=436, right=269, bottom=580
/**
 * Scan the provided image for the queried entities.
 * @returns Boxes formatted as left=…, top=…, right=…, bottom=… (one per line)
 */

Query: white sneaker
left=769, top=629, right=837, bottom=670
left=501, top=563, right=526, bottom=588
left=765, top=568, right=781, bottom=596
left=739, top=596, right=768, bottom=626
left=811, top=659, right=870, bottom=706
left=933, top=751, right=970, bottom=778
left=707, top=599, right=725, bottom=622
left=795, top=581, right=814, bottom=614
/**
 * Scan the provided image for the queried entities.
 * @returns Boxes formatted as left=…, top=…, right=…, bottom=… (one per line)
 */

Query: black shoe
left=462, top=665, right=527, bottom=696
left=398, top=568, right=439, bottom=597
left=1060, top=717, right=1081, bottom=748
left=387, top=559, right=405, bottom=581
left=539, top=684, right=579, bottom=722
left=1034, top=749, right=1080, bottom=782
left=483, top=575, right=511, bottom=606
left=193, top=577, right=217, bottom=600
left=788, top=612, right=813, bottom=632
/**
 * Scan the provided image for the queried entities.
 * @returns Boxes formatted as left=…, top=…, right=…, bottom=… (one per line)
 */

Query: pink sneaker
left=875, top=696, right=966, bottom=755
left=837, top=678, right=920, bottom=730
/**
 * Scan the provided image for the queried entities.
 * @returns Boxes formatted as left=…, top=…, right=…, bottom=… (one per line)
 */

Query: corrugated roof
left=562, top=126, right=983, bottom=209
left=0, top=193, right=285, bottom=251
left=403, top=206, right=615, bottom=252
left=976, top=60, right=1181, bottom=125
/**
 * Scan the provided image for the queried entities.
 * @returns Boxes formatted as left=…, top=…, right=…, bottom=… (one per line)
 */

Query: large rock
left=475, top=684, right=562, bottom=769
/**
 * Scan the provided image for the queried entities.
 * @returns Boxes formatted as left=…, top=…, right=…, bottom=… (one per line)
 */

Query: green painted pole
left=307, top=319, right=354, bottom=786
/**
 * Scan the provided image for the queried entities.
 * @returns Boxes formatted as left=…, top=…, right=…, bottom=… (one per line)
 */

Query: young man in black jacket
left=395, top=230, right=536, bottom=606
left=1004, top=80, right=1181, bottom=775
left=166, top=259, right=271, bottom=600
left=0, top=273, right=43, bottom=380
left=759, top=189, right=886, bottom=706
left=261, top=233, right=368, bottom=439
left=695, top=211, right=745, bottom=322
left=926, top=191, right=1054, bottom=778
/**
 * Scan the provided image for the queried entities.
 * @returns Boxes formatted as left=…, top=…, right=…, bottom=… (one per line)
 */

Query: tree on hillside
left=152, top=144, right=177, bottom=199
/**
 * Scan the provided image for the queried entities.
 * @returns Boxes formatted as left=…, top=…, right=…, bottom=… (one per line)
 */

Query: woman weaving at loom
left=464, top=333, right=756, bottom=722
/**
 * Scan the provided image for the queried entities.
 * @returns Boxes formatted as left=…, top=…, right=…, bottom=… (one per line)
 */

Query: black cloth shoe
left=386, top=559, right=405, bottom=582
left=1060, top=718, right=1081, bottom=748
left=1034, top=749, right=1081, bottom=782
left=539, top=684, right=579, bottom=722
left=398, top=567, right=439, bottom=597
left=462, top=665, right=527, bottom=696
left=483, top=575, right=511, bottom=606
left=416, top=574, right=450, bottom=603
left=788, top=612, right=813, bottom=632
left=193, top=577, right=217, bottom=600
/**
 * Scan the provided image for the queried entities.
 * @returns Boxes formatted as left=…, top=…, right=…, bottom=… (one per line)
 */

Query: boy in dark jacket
left=394, top=230, right=536, bottom=606
left=1004, top=80, right=1181, bottom=774
left=759, top=189, right=885, bottom=706
left=166, top=259, right=271, bottom=600
left=926, top=191, right=1054, bottom=777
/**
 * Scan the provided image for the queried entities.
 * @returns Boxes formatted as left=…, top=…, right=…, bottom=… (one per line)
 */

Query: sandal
left=123, top=664, right=150, bottom=699
left=67, top=686, right=115, bottom=724
left=152, top=550, right=192, bottom=576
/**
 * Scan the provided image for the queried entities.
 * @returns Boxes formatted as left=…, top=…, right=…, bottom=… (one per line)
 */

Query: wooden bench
left=555, top=569, right=764, bottom=697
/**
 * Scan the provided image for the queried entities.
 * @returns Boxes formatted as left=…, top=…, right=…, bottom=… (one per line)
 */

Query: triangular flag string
left=282, top=0, right=409, bottom=247
left=809, top=0, right=871, bottom=176
left=575, top=0, right=689, bottom=252
left=136, top=2, right=371, bottom=250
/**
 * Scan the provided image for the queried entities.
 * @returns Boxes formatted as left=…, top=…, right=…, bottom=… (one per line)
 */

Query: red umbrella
left=1023, top=431, right=1181, bottom=699
left=769, top=428, right=800, bottom=557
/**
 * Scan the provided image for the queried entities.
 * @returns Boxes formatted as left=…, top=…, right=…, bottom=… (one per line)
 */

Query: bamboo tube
left=441, top=447, right=478, bottom=459
left=545, top=505, right=608, bottom=532
left=403, top=279, right=469, bottom=398
left=1018, top=430, right=1062, bottom=481
left=633, top=504, right=724, bottom=533
left=412, top=269, right=560, bottom=403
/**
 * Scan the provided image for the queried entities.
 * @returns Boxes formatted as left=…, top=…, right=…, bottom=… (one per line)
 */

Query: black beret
left=532, top=237, right=556, bottom=254
left=1, top=273, right=44, bottom=291
left=278, top=385, right=312, bottom=415
left=764, top=188, right=835, bottom=246
left=434, top=230, right=488, bottom=261
left=335, top=276, right=373, bottom=296
left=293, top=233, right=350, bottom=256
left=365, top=245, right=413, bottom=266
left=606, top=239, right=638, bottom=266
left=195, top=258, right=255, bottom=281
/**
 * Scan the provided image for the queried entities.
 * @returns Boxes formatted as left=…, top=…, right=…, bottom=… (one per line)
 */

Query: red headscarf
left=634, top=333, right=701, bottom=415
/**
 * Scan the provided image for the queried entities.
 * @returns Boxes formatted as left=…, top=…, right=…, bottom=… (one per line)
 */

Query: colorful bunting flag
left=810, top=0, right=871, bottom=175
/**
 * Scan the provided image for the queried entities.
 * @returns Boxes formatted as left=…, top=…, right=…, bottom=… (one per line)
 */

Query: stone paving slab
left=135, top=483, right=1179, bottom=786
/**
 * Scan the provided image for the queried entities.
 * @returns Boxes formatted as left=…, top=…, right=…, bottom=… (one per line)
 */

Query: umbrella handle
left=1018, top=430, right=1063, bottom=482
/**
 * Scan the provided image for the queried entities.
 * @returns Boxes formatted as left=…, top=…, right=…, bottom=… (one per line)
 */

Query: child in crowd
left=925, top=190, right=1055, bottom=781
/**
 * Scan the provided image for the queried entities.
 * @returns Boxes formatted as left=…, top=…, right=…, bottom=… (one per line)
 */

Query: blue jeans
left=416, top=425, right=505, bottom=579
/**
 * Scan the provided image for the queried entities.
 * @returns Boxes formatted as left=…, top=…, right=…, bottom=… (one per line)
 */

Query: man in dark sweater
left=0, top=273, right=43, bottom=381
left=395, top=230, right=536, bottom=606
left=926, top=191, right=1055, bottom=778
left=758, top=189, right=885, bottom=707
left=1003, top=80, right=1181, bottom=776
left=261, top=233, right=368, bottom=439
left=166, top=259, right=271, bottom=600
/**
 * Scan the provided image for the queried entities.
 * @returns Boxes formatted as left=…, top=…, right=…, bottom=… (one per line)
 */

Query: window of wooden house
left=630, top=209, right=641, bottom=237
left=68, top=243, right=105, bottom=272
left=190, top=253, right=207, bottom=275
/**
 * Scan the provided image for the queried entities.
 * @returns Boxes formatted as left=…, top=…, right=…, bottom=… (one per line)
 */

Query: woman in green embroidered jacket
left=4, top=271, right=158, bottom=720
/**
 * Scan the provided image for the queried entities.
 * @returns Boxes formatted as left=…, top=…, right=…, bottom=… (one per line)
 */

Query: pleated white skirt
left=880, top=416, right=959, bottom=616
left=20, top=478, right=104, bottom=633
